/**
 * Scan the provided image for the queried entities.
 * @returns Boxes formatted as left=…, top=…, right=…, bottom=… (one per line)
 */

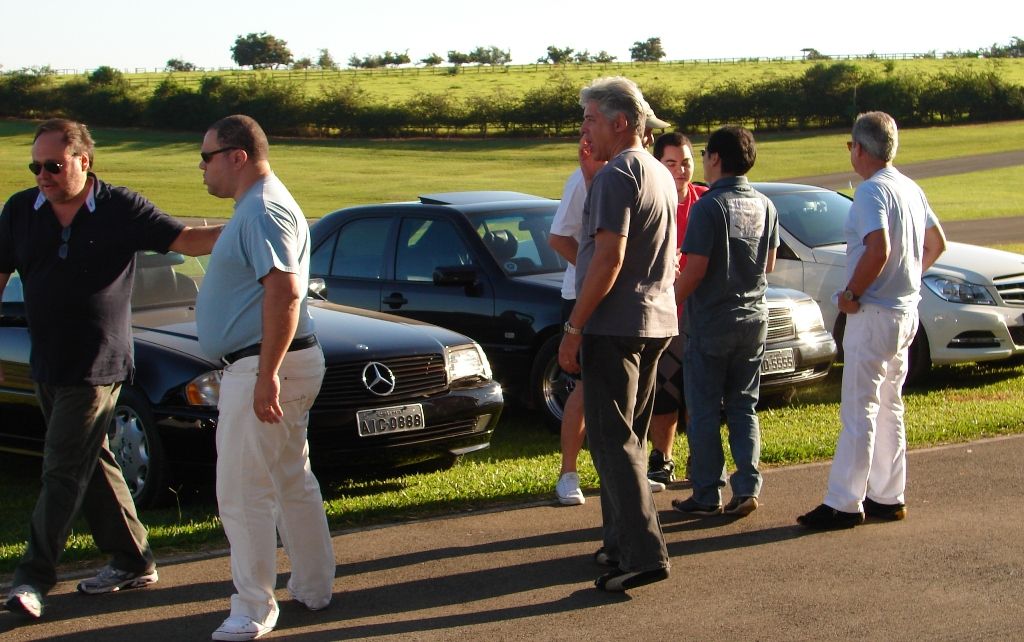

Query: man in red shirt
left=648, top=132, right=708, bottom=485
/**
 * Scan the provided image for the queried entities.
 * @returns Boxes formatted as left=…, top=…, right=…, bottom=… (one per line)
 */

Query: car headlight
left=792, top=299, right=826, bottom=334
left=185, top=370, right=221, bottom=406
left=447, top=343, right=492, bottom=383
left=923, top=275, right=995, bottom=305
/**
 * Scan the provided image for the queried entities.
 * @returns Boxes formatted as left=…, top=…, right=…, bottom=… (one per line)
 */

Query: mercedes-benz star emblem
left=362, top=362, right=397, bottom=396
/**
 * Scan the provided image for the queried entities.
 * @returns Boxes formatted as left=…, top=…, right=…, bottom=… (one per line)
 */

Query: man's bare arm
left=253, top=268, right=302, bottom=423
left=922, top=223, right=947, bottom=271
left=548, top=234, right=580, bottom=266
left=169, top=225, right=225, bottom=257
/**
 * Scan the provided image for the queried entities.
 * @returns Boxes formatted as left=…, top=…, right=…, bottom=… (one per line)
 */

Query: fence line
left=22, top=52, right=952, bottom=86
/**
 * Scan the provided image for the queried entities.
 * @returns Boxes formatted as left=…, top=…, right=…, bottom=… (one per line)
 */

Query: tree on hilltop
left=539, top=46, right=575, bottom=64
left=318, top=49, right=338, bottom=70
left=420, top=53, right=444, bottom=66
left=630, top=37, right=665, bottom=62
left=165, top=58, right=196, bottom=72
left=231, top=32, right=293, bottom=69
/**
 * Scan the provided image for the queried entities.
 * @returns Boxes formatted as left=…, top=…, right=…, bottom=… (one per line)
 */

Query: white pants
left=216, top=345, right=335, bottom=628
left=825, top=304, right=918, bottom=513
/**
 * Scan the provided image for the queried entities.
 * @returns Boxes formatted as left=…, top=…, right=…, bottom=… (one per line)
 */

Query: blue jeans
left=684, top=321, right=766, bottom=506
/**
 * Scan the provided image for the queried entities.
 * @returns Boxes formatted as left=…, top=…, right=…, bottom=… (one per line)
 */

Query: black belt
left=222, top=335, right=318, bottom=365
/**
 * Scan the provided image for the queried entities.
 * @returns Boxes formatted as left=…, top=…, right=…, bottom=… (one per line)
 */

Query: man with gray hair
left=798, top=111, right=946, bottom=530
left=558, top=76, right=677, bottom=591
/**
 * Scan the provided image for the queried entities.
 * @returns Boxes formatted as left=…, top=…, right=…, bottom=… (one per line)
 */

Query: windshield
left=467, top=206, right=566, bottom=276
left=1, top=251, right=205, bottom=311
left=131, top=251, right=205, bottom=309
left=770, top=189, right=852, bottom=248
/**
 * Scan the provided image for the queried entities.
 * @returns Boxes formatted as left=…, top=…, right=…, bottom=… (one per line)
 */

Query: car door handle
left=382, top=292, right=408, bottom=309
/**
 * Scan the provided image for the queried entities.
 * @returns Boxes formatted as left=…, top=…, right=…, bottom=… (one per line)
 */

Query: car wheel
left=905, top=324, right=931, bottom=386
left=107, top=387, right=166, bottom=509
left=530, top=334, right=575, bottom=432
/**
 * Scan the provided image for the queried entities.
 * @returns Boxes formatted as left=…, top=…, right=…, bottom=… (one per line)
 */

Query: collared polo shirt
left=0, top=174, right=184, bottom=384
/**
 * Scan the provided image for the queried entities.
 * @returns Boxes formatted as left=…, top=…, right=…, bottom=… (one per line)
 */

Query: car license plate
left=762, top=348, right=796, bottom=375
left=357, top=403, right=426, bottom=437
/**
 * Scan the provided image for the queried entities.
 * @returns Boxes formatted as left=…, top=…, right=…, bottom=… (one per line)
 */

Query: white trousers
left=825, top=304, right=918, bottom=513
left=216, top=345, right=335, bottom=628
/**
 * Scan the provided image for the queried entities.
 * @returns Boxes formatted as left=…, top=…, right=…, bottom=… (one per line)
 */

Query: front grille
left=766, top=303, right=795, bottom=342
left=315, top=353, right=448, bottom=410
left=994, top=273, right=1024, bottom=306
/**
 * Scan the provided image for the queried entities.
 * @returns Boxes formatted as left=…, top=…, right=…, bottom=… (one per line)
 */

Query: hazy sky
left=2, top=0, right=1019, bottom=72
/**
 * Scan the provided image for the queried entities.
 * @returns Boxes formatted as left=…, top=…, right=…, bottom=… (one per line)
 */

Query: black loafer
left=797, top=503, right=864, bottom=530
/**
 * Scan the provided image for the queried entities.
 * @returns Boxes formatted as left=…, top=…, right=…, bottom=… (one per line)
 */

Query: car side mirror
left=308, top=278, right=327, bottom=300
left=433, top=265, right=477, bottom=287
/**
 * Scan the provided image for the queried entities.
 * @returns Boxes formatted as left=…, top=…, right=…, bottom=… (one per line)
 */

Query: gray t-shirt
left=196, top=174, right=314, bottom=360
left=575, top=148, right=678, bottom=338
left=682, top=176, right=779, bottom=338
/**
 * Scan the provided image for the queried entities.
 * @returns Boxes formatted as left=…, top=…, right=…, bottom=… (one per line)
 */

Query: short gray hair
left=579, top=76, right=646, bottom=137
left=852, top=111, right=898, bottom=162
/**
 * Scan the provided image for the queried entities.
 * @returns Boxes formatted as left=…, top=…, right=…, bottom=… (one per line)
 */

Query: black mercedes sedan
left=309, top=191, right=836, bottom=429
left=0, top=251, right=503, bottom=508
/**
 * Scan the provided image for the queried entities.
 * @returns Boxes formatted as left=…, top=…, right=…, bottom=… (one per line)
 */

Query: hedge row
left=2, top=63, right=1022, bottom=137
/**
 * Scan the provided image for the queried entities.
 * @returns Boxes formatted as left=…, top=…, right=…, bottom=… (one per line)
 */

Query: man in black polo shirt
left=0, top=118, right=222, bottom=620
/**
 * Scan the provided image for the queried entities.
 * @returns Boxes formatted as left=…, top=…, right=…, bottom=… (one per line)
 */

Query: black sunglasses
left=200, top=147, right=239, bottom=163
left=29, top=160, right=66, bottom=176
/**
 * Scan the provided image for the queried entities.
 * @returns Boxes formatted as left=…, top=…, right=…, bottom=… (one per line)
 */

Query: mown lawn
left=58, top=57, right=1024, bottom=103
left=1, top=357, right=1021, bottom=575
left=2, top=119, right=1023, bottom=219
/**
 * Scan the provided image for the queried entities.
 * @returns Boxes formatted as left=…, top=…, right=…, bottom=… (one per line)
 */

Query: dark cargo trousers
left=14, top=383, right=155, bottom=593
left=581, top=334, right=671, bottom=574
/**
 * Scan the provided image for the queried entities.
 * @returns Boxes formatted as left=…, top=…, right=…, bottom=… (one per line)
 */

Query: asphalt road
left=778, top=149, right=1024, bottom=246
left=3, top=433, right=1023, bottom=641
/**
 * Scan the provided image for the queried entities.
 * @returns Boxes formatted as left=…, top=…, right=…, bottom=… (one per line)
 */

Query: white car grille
left=993, top=274, right=1024, bottom=306
left=767, top=304, right=796, bottom=342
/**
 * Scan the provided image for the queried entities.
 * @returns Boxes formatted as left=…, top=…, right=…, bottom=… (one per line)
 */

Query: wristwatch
left=842, top=288, right=859, bottom=302
left=563, top=321, right=583, bottom=336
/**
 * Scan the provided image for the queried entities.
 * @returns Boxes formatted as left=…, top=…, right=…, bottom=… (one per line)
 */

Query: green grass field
left=3, top=118, right=1023, bottom=220
left=61, top=57, right=1024, bottom=104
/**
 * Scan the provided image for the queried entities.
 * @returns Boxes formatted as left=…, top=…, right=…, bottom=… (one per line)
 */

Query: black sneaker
left=671, top=496, right=722, bottom=516
left=863, top=497, right=907, bottom=521
left=647, top=449, right=676, bottom=484
left=595, top=567, right=669, bottom=592
left=797, top=504, right=864, bottom=530
left=593, top=547, right=619, bottom=567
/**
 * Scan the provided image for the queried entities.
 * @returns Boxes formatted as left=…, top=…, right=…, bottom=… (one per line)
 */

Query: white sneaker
left=212, top=615, right=273, bottom=641
left=5, top=585, right=43, bottom=619
left=648, top=478, right=666, bottom=493
left=555, top=472, right=585, bottom=505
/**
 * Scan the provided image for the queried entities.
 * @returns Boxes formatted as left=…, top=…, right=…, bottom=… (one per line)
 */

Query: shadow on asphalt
left=0, top=512, right=817, bottom=640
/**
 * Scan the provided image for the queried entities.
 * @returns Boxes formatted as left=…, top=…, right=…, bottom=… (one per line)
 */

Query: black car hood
left=131, top=300, right=477, bottom=364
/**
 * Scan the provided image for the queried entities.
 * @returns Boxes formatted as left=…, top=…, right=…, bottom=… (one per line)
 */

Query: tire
left=529, top=334, right=575, bottom=432
left=904, top=324, right=931, bottom=386
left=107, top=387, right=166, bottom=509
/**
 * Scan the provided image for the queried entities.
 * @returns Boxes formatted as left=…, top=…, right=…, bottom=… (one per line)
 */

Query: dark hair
left=653, top=131, right=694, bottom=160
left=34, top=118, right=95, bottom=166
left=207, top=114, right=269, bottom=161
left=705, top=125, right=756, bottom=175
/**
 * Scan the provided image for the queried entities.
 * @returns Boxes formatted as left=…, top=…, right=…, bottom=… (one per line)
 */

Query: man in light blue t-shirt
left=196, top=115, right=334, bottom=642
left=798, top=111, right=947, bottom=531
